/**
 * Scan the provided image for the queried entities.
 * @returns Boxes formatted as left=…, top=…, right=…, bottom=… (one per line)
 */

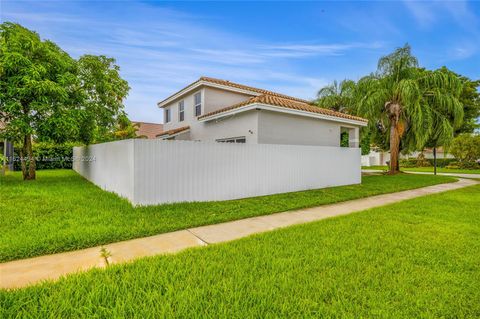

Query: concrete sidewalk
left=362, top=169, right=480, bottom=179
left=1, top=178, right=477, bottom=290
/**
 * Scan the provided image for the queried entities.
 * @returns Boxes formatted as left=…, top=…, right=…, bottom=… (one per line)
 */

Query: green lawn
left=0, top=170, right=455, bottom=262
left=2, top=184, right=479, bottom=318
left=363, top=165, right=480, bottom=174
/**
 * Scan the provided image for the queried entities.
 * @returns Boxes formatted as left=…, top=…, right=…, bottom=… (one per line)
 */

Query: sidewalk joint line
left=186, top=229, right=210, bottom=245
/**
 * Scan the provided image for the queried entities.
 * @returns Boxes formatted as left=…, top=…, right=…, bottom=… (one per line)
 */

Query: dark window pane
left=194, top=92, right=201, bottom=104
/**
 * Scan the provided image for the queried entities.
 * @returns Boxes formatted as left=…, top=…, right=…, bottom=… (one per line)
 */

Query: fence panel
left=73, top=139, right=135, bottom=201
left=74, top=139, right=361, bottom=206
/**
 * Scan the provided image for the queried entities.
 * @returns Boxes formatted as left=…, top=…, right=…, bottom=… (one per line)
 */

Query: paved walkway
left=1, top=178, right=477, bottom=290
left=362, top=169, right=480, bottom=179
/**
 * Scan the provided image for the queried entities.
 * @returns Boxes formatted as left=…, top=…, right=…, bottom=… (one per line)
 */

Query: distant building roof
left=156, top=126, right=190, bottom=138
left=132, top=122, right=164, bottom=139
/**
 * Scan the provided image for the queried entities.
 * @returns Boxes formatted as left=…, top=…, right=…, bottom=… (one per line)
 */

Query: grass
left=0, top=170, right=455, bottom=262
left=1, top=184, right=479, bottom=318
left=364, top=165, right=480, bottom=174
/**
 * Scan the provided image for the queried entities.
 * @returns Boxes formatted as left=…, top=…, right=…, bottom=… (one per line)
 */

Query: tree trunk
left=20, top=140, right=28, bottom=180
left=389, top=122, right=401, bottom=174
left=25, top=134, right=36, bottom=180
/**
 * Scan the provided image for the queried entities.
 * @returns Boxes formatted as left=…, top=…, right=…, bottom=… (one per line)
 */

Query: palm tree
left=316, top=79, right=356, bottom=113
left=356, top=44, right=464, bottom=174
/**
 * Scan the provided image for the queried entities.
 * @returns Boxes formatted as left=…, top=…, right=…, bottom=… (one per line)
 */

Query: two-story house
left=157, top=77, right=367, bottom=147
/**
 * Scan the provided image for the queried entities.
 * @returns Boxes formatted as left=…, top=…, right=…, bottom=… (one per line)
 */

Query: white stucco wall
left=161, top=87, right=257, bottom=142
left=74, top=139, right=362, bottom=206
left=361, top=151, right=390, bottom=166
left=160, top=86, right=364, bottom=148
left=203, top=86, right=251, bottom=114
left=257, top=110, right=343, bottom=146
left=162, top=86, right=252, bottom=132
left=192, top=110, right=259, bottom=143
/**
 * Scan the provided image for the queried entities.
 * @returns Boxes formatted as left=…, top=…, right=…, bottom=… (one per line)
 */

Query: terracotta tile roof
left=132, top=122, right=163, bottom=139
left=158, top=76, right=309, bottom=107
left=198, top=77, right=309, bottom=103
left=198, top=95, right=368, bottom=123
left=156, top=126, right=190, bottom=137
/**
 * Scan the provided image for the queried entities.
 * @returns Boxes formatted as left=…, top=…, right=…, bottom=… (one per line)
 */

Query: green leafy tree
left=315, top=79, right=371, bottom=155
left=77, top=55, right=130, bottom=144
left=449, top=134, right=480, bottom=165
left=316, top=79, right=356, bottom=113
left=111, top=113, right=142, bottom=140
left=454, top=72, right=480, bottom=134
left=0, top=23, right=80, bottom=180
left=356, top=44, right=464, bottom=174
left=0, top=22, right=130, bottom=180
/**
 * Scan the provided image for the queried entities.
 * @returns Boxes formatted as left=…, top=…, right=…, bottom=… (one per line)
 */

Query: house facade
left=157, top=77, right=367, bottom=147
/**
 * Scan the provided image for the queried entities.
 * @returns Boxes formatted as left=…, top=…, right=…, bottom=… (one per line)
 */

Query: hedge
left=399, top=158, right=457, bottom=168
left=13, top=142, right=80, bottom=170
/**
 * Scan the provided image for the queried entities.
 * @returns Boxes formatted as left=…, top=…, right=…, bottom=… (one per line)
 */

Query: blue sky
left=2, top=1, right=479, bottom=123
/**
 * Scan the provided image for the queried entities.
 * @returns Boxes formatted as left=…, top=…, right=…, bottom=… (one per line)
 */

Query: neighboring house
left=0, top=121, right=14, bottom=172
left=132, top=121, right=163, bottom=139
left=361, top=147, right=454, bottom=167
left=361, top=149, right=390, bottom=167
left=157, top=77, right=367, bottom=147
left=407, top=147, right=454, bottom=160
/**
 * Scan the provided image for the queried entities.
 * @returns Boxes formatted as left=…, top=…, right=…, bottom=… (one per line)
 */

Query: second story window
left=194, top=92, right=202, bottom=116
left=178, top=101, right=185, bottom=121
left=165, top=108, right=171, bottom=123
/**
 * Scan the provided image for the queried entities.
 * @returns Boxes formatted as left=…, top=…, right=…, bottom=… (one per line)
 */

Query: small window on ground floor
left=216, top=136, right=246, bottom=143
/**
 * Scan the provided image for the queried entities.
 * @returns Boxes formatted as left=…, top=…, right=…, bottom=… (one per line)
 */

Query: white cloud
left=404, top=0, right=479, bottom=31
left=403, top=1, right=437, bottom=27
left=1, top=1, right=383, bottom=123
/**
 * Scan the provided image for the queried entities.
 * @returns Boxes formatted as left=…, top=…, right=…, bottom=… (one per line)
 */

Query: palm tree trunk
left=389, top=122, right=400, bottom=175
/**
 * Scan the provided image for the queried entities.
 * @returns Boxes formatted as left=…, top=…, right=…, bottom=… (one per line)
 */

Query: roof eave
left=157, top=80, right=264, bottom=108
left=199, top=103, right=368, bottom=127
left=157, top=128, right=191, bottom=139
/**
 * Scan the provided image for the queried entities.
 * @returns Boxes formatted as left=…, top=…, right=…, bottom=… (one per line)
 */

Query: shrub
left=13, top=142, right=80, bottom=170
left=449, top=134, right=480, bottom=167
left=399, top=158, right=417, bottom=168
left=446, top=161, right=480, bottom=170
left=399, top=157, right=457, bottom=168
left=415, top=153, right=430, bottom=167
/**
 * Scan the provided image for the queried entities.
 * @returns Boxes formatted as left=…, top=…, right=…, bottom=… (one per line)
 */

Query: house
left=73, top=77, right=368, bottom=205
left=132, top=121, right=163, bottom=139
left=0, top=121, right=14, bottom=172
left=157, top=77, right=367, bottom=147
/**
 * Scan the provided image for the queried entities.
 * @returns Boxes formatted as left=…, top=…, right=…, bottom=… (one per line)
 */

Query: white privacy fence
left=73, top=139, right=361, bottom=206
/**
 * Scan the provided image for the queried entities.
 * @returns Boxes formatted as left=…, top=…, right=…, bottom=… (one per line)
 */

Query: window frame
left=165, top=108, right=171, bottom=123
left=194, top=92, right=202, bottom=117
left=178, top=100, right=185, bottom=122
left=216, top=136, right=246, bottom=143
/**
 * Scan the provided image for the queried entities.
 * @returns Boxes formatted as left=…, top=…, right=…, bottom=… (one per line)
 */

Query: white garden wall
left=73, top=139, right=134, bottom=200
left=74, top=139, right=361, bottom=206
